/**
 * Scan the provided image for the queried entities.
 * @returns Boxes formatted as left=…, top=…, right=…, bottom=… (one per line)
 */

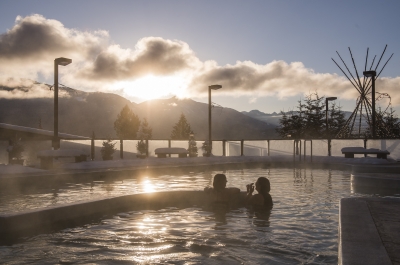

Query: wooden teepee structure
left=332, top=45, right=393, bottom=138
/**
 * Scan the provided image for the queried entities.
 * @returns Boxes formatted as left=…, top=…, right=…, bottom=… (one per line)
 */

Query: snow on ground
left=0, top=155, right=398, bottom=177
left=0, top=164, right=46, bottom=175
left=55, top=155, right=397, bottom=171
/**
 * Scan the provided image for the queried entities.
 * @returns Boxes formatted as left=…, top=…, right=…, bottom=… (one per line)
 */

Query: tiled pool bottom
left=0, top=168, right=388, bottom=264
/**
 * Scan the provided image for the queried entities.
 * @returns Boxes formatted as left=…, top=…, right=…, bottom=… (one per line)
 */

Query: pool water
left=0, top=171, right=212, bottom=214
left=0, top=167, right=389, bottom=264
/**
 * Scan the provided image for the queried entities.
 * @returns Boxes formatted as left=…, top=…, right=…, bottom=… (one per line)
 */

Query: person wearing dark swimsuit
left=246, top=177, right=273, bottom=210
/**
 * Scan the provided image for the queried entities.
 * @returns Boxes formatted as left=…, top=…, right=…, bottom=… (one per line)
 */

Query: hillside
left=0, top=84, right=278, bottom=140
left=242, top=109, right=354, bottom=127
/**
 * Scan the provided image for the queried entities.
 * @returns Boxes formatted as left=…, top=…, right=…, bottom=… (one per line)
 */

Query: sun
left=113, top=74, right=188, bottom=100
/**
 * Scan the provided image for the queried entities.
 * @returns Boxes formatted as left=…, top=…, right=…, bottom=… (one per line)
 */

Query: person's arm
left=246, top=184, right=255, bottom=203
left=204, top=186, right=213, bottom=193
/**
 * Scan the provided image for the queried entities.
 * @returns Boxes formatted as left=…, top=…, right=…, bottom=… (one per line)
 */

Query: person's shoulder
left=250, top=194, right=264, bottom=205
left=226, top=187, right=240, bottom=193
left=204, top=187, right=215, bottom=194
left=252, top=194, right=263, bottom=199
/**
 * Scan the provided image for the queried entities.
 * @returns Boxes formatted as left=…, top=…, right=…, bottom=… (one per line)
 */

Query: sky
left=0, top=0, right=400, bottom=114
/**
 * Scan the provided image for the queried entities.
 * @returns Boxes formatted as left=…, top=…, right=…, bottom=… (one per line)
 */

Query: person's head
left=213, top=174, right=227, bottom=191
left=255, top=177, right=270, bottom=193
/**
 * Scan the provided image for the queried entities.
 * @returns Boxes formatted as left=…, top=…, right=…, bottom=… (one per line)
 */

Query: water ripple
left=0, top=168, right=396, bottom=264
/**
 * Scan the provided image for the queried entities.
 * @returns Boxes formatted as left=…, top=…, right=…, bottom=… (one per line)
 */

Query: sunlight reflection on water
left=0, top=167, right=396, bottom=264
left=141, top=178, right=156, bottom=193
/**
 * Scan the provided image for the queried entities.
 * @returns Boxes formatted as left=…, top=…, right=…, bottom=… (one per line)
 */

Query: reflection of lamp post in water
left=208, top=85, right=222, bottom=156
left=363, top=70, right=377, bottom=138
left=325, top=97, right=337, bottom=156
left=53, top=57, right=72, bottom=150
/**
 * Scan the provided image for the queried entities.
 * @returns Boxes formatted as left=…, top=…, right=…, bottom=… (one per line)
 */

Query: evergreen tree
left=369, top=108, right=400, bottom=138
left=277, top=92, right=348, bottom=139
left=302, top=93, right=325, bottom=138
left=327, top=103, right=348, bottom=138
left=114, top=105, right=141, bottom=139
left=382, top=108, right=400, bottom=138
left=7, top=137, right=24, bottom=160
left=137, top=118, right=152, bottom=140
left=188, top=131, right=198, bottom=157
left=136, top=140, right=147, bottom=157
left=276, top=110, right=304, bottom=139
left=101, top=138, right=116, bottom=160
left=136, top=118, right=153, bottom=157
left=201, top=141, right=211, bottom=157
left=170, top=113, right=192, bottom=140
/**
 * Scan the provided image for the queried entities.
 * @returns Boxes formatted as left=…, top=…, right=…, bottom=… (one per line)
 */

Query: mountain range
left=0, top=83, right=279, bottom=140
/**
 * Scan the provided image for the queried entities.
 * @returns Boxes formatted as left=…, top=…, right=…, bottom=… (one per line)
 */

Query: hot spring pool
left=0, top=167, right=393, bottom=264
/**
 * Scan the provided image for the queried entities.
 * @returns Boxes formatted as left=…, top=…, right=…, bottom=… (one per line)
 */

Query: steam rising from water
left=0, top=168, right=360, bottom=264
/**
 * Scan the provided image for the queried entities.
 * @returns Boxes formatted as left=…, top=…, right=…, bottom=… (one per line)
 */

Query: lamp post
left=208, top=84, right=222, bottom=156
left=325, top=97, right=337, bottom=134
left=326, top=96, right=337, bottom=156
left=363, top=70, right=377, bottom=138
left=53, top=57, right=72, bottom=150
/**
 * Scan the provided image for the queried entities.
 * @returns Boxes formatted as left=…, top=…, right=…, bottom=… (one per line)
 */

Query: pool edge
left=339, top=197, right=392, bottom=265
left=0, top=190, right=246, bottom=245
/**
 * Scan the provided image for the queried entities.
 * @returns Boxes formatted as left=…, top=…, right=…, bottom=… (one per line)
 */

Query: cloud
left=0, top=14, right=108, bottom=79
left=0, top=77, right=70, bottom=98
left=78, top=37, right=200, bottom=81
left=1, top=14, right=400, bottom=107
left=188, top=60, right=353, bottom=98
left=186, top=60, right=400, bottom=106
left=376, top=77, right=400, bottom=108
left=0, top=14, right=105, bottom=60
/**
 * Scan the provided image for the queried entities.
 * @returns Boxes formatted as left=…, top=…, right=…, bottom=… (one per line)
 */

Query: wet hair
left=256, top=177, right=270, bottom=193
left=213, top=174, right=227, bottom=191
left=256, top=177, right=271, bottom=206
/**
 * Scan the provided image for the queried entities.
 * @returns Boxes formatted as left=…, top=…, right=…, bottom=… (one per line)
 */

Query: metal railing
left=1, top=138, right=399, bottom=165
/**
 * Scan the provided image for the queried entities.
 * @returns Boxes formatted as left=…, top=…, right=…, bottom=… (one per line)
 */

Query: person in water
left=204, top=174, right=240, bottom=206
left=246, top=177, right=273, bottom=210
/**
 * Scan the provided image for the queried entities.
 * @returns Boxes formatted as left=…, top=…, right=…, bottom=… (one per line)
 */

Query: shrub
left=136, top=140, right=147, bottom=157
left=188, top=133, right=198, bottom=157
left=7, top=138, right=24, bottom=160
left=201, top=141, right=211, bottom=157
left=101, top=138, right=116, bottom=160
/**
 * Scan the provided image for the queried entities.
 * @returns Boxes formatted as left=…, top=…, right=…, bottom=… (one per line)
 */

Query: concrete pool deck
left=339, top=197, right=400, bottom=265
left=1, top=155, right=400, bottom=264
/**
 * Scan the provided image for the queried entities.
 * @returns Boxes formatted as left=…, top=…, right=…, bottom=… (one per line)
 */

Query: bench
left=154, top=147, right=188, bottom=158
left=341, top=147, right=390, bottom=159
left=37, top=149, right=89, bottom=169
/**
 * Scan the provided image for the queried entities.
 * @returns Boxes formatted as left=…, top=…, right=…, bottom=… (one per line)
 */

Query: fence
left=1, top=138, right=399, bottom=166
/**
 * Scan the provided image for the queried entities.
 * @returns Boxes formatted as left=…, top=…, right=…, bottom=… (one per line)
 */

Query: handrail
left=55, top=138, right=400, bottom=162
left=64, top=137, right=400, bottom=141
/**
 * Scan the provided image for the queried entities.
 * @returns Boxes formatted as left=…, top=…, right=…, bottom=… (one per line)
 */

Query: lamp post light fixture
left=208, top=84, right=222, bottom=156
left=363, top=70, right=377, bottom=138
left=53, top=57, right=72, bottom=150
left=325, top=96, right=337, bottom=156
